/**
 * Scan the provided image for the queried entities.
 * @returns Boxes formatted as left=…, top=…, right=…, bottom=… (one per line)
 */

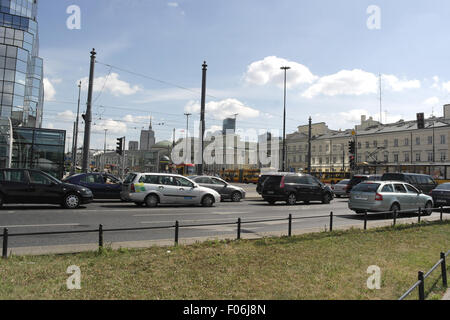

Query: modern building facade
left=140, top=122, right=155, bottom=151
left=0, top=0, right=44, bottom=128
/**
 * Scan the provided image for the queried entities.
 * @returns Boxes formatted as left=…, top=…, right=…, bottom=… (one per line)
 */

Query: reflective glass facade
left=12, top=127, right=66, bottom=179
left=0, top=0, right=43, bottom=128
left=0, top=117, right=12, bottom=167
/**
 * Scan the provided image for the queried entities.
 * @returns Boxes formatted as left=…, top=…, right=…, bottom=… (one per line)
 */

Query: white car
left=120, top=173, right=221, bottom=207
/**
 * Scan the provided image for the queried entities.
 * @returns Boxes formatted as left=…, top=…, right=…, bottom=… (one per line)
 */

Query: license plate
left=436, top=199, right=446, bottom=203
left=355, top=196, right=368, bottom=200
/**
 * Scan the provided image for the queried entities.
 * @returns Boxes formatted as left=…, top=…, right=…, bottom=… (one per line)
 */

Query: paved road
left=0, top=194, right=446, bottom=250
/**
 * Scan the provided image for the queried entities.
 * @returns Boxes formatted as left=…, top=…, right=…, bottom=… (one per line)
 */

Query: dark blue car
left=63, top=173, right=122, bottom=200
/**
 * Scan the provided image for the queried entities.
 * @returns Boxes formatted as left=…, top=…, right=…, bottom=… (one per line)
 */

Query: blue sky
left=38, top=0, right=450, bottom=150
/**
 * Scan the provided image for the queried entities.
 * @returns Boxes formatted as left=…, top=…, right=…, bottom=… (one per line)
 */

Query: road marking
left=0, top=223, right=81, bottom=228
left=139, top=215, right=286, bottom=225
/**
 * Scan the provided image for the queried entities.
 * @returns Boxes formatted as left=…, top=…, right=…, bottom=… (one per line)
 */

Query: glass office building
left=0, top=0, right=43, bottom=128
left=12, top=127, right=65, bottom=179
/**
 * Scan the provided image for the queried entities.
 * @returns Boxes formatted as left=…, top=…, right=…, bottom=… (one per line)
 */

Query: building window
left=384, top=153, right=389, bottom=163
left=404, top=138, right=409, bottom=146
left=441, top=152, right=446, bottom=162
left=357, top=142, right=361, bottom=149
left=366, top=141, right=369, bottom=148
left=333, top=156, right=337, bottom=164
left=441, top=135, right=446, bottom=144
left=416, top=137, right=420, bottom=145
left=428, top=136, right=433, bottom=145
left=394, top=154, right=399, bottom=163
left=394, top=139, right=398, bottom=147
left=404, top=153, right=410, bottom=162
left=384, top=140, right=388, bottom=147
left=319, top=146, right=322, bottom=153
left=416, top=153, right=421, bottom=162
left=373, top=140, right=377, bottom=147
left=428, top=152, right=434, bottom=162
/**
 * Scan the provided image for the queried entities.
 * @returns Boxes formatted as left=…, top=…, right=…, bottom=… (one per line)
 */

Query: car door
left=28, top=170, right=64, bottom=204
left=174, top=176, right=198, bottom=204
left=393, top=183, right=410, bottom=209
left=159, top=176, right=184, bottom=204
left=79, top=174, right=104, bottom=198
left=210, top=177, right=229, bottom=197
left=405, top=183, right=421, bottom=210
left=307, top=176, right=323, bottom=201
left=0, top=169, right=33, bottom=203
left=103, top=174, right=122, bottom=199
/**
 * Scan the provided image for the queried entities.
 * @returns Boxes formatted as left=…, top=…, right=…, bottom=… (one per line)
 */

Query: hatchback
left=261, top=173, right=334, bottom=205
left=191, top=176, right=246, bottom=202
left=120, top=173, right=221, bottom=207
left=0, top=168, right=93, bottom=209
left=348, top=181, right=433, bottom=215
left=63, top=173, right=122, bottom=200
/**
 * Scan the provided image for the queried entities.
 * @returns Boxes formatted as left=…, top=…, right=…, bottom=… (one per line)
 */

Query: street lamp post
left=280, top=66, right=290, bottom=172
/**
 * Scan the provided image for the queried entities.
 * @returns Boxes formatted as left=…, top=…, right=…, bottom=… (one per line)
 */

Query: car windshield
left=338, top=180, right=350, bottom=184
left=352, top=183, right=380, bottom=193
left=436, top=184, right=450, bottom=190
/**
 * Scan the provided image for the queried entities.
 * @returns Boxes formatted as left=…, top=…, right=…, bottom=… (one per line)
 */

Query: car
left=63, top=173, right=122, bottom=200
left=0, top=168, right=93, bottom=209
left=346, top=174, right=382, bottom=194
left=431, top=183, right=450, bottom=207
left=191, top=176, right=246, bottom=202
left=348, top=180, right=433, bottom=215
left=260, top=173, right=334, bottom=205
left=331, top=179, right=351, bottom=198
left=381, top=173, right=437, bottom=195
left=120, top=173, right=221, bottom=207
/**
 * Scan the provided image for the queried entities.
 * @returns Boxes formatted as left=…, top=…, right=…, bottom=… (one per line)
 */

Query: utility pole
left=184, top=113, right=191, bottom=165
left=198, top=61, right=207, bottom=176
left=82, top=49, right=96, bottom=173
left=71, top=121, right=76, bottom=173
left=308, top=117, right=312, bottom=174
left=71, top=81, right=82, bottom=175
left=103, top=129, right=108, bottom=172
left=280, top=66, right=290, bottom=172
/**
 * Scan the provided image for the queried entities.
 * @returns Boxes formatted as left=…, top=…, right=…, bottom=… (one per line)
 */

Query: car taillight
left=131, top=184, right=135, bottom=193
left=280, top=177, right=285, bottom=189
left=375, top=193, right=383, bottom=201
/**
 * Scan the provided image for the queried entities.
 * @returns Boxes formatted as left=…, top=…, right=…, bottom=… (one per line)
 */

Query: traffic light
left=349, top=155, right=356, bottom=170
left=116, top=137, right=124, bottom=155
left=348, top=140, right=356, bottom=155
left=417, top=113, right=425, bottom=129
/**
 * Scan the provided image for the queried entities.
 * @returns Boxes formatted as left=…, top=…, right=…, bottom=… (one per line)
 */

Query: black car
left=63, top=173, right=122, bottom=200
left=381, top=173, right=437, bottom=195
left=261, top=173, right=334, bottom=205
left=431, top=183, right=450, bottom=207
left=191, top=176, right=246, bottom=202
left=346, top=174, right=381, bottom=194
left=0, top=169, right=93, bottom=209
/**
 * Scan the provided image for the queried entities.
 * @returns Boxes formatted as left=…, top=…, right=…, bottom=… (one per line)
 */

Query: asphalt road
left=0, top=192, right=446, bottom=250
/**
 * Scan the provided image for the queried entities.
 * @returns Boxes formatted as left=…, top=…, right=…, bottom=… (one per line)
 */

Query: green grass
left=0, top=221, right=449, bottom=300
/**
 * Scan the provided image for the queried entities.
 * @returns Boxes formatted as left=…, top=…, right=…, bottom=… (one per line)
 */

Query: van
left=381, top=173, right=437, bottom=195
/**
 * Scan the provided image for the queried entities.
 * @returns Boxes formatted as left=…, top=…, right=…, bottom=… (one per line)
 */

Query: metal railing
left=1, top=206, right=448, bottom=259
left=399, top=250, right=449, bottom=300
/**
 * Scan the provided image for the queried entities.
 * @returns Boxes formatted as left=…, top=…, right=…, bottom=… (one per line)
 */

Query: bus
left=176, top=163, right=196, bottom=176
left=310, top=171, right=351, bottom=185
left=221, top=168, right=261, bottom=184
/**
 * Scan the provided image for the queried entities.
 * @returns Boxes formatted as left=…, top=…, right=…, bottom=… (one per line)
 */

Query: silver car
left=120, top=173, right=221, bottom=207
left=332, top=179, right=350, bottom=198
left=348, top=181, right=433, bottom=215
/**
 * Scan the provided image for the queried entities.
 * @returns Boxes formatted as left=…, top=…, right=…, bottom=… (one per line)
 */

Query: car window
left=424, top=176, right=435, bottom=184
left=338, top=180, right=350, bottom=185
left=381, top=184, right=394, bottom=193
left=406, top=175, right=417, bottom=184
left=105, top=175, right=120, bottom=184
left=352, top=183, right=380, bottom=193
left=394, top=184, right=407, bottom=193
left=211, top=178, right=226, bottom=186
left=297, top=176, right=309, bottom=184
left=405, top=184, right=420, bottom=194
left=306, top=176, right=319, bottom=185
left=175, top=177, right=194, bottom=187
left=196, top=177, right=212, bottom=184
left=29, top=171, right=54, bottom=185
left=124, top=173, right=137, bottom=184
left=160, top=176, right=178, bottom=186
left=139, top=175, right=160, bottom=184
left=436, top=184, right=450, bottom=190
left=81, top=174, right=103, bottom=184
left=284, top=175, right=297, bottom=183
left=2, top=170, right=26, bottom=183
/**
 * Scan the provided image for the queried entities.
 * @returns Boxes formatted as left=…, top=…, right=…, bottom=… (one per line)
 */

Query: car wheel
left=390, top=203, right=400, bottom=213
left=304, top=200, right=310, bottom=205
left=135, top=202, right=145, bottom=207
left=231, top=192, right=242, bottom=202
left=422, top=201, right=433, bottom=216
left=202, top=195, right=215, bottom=207
left=63, top=194, right=81, bottom=209
left=286, top=193, right=297, bottom=206
left=322, top=193, right=331, bottom=204
left=145, top=194, right=159, bottom=208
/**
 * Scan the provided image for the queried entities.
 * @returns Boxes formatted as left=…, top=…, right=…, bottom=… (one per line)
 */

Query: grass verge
left=0, top=221, right=449, bottom=300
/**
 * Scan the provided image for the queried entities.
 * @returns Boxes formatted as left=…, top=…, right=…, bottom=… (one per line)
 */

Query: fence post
left=288, top=214, right=292, bottom=237
left=418, top=271, right=425, bottom=300
left=364, top=211, right=368, bottom=230
left=441, top=252, right=448, bottom=288
left=329, top=212, right=333, bottom=232
left=175, top=221, right=179, bottom=246
left=393, top=210, right=397, bottom=227
left=418, top=207, right=422, bottom=223
left=237, top=218, right=241, bottom=240
left=2, top=228, right=8, bottom=259
left=441, top=206, right=444, bottom=222
left=98, top=224, right=103, bottom=248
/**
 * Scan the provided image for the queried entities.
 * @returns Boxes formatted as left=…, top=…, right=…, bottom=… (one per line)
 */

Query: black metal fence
left=1, top=206, right=449, bottom=260
left=399, top=250, right=449, bottom=300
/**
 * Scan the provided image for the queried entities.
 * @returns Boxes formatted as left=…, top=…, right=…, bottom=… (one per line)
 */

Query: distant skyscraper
left=128, top=141, right=138, bottom=151
left=0, top=0, right=44, bottom=128
left=222, top=117, right=236, bottom=135
left=140, top=119, right=155, bottom=151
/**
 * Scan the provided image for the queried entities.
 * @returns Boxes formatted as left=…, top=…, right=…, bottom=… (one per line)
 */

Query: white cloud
left=56, top=110, right=76, bottom=121
left=382, top=74, right=420, bottom=91
left=442, top=81, right=450, bottom=93
left=423, top=96, right=440, bottom=107
left=43, top=78, right=56, bottom=101
left=184, top=99, right=260, bottom=120
left=302, top=69, right=378, bottom=99
left=244, top=56, right=318, bottom=88
left=92, top=119, right=128, bottom=135
left=167, top=2, right=179, bottom=7
left=78, top=73, right=141, bottom=97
